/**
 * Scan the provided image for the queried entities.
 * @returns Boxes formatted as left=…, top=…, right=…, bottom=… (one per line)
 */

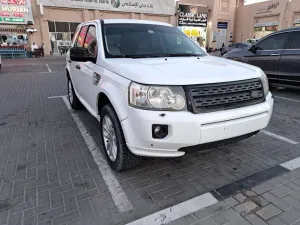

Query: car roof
left=101, top=19, right=173, bottom=27
left=277, top=26, right=300, bottom=33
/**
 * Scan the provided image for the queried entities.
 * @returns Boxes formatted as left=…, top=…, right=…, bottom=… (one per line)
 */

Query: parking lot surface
left=0, top=58, right=300, bottom=225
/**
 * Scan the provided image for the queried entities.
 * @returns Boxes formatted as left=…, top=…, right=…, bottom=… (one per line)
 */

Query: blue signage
left=217, top=22, right=228, bottom=29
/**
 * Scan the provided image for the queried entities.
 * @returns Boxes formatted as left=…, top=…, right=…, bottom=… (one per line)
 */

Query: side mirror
left=249, top=45, right=257, bottom=53
left=70, top=47, right=96, bottom=63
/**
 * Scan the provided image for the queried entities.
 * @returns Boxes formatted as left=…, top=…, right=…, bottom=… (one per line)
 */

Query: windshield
left=102, top=23, right=206, bottom=58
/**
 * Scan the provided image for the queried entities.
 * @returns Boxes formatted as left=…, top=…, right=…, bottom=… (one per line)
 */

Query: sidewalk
left=169, top=167, right=300, bottom=225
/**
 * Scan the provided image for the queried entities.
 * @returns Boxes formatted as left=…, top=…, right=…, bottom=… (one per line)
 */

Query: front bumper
left=121, top=92, right=274, bottom=157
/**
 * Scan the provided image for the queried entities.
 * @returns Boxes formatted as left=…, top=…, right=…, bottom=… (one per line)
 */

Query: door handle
left=270, top=53, right=280, bottom=56
left=75, top=65, right=81, bottom=70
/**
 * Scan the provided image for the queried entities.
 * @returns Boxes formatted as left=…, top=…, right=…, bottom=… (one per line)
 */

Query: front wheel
left=67, top=78, right=82, bottom=110
left=100, top=104, right=142, bottom=171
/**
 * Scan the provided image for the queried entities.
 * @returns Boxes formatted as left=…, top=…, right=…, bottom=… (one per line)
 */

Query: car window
left=71, top=27, right=80, bottom=45
left=74, top=26, right=88, bottom=47
left=287, top=31, right=300, bottom=49
left=231, top=44, right=238, bottom=48
left=255, top=32, right=290, bottom=50
left=103, top=23, right=205, bottom=58
left=84, top=25, right=97, bottom=58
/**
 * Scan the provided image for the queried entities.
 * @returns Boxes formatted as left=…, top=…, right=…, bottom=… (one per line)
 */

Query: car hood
left=102, top=56, right=261, bottom=85
left=224, top=49, right=254, bottom=57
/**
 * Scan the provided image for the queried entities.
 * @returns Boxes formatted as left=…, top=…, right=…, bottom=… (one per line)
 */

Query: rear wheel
left=100, top=104, right=142, bottom=171
left=67, top=78, right=82, bottom=110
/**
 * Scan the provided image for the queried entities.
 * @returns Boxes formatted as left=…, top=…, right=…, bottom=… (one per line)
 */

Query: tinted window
left=103, top=23, right=205, bottom=58
left=74, top=26, right=88, bottom=47
left=256, top=33, right=290, bottom=50
left=84, top=26, right=97, bottom=58
left=231, top=44, right=238, bottom=48
left=48, top=21, right=55, bottom=32
left=55, top=22, right=70, bottom=32
left=70, top=23, right=80, bottom=32
left=288, top=32, right=300, bottom=49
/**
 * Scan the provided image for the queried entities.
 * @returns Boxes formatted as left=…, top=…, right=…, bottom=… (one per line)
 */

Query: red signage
left=1, top=0, right=26, bottom=5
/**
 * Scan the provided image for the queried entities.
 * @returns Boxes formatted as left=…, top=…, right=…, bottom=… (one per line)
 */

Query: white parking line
left=274, top=96, right=300, bottom=103
left=62, top=96, right=133, bottom=212
left=126, top=193, right=218, bottom=225
left=261, top=130, right=298, bottom=145
left=47, top=95, right=67, bottom=99
left=46, top=64, right=52, bottom=73
left=281, top=157, right=300, bottom=171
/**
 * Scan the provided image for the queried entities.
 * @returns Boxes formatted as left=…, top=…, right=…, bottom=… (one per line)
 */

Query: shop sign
left=254, top=21, right=278, bottom=28
left=39, top=0, right=175, bottom=15
left=178, top=4, right=208, bottom=27
left=257, top=2, right=279, bottom=14
left=295, top=19, right=300, bottom=25
left=0, top=0, right=33, bottom=24
left=254, top=27, right=263, bottom=31
left=217, top=22, right=228, bottom=29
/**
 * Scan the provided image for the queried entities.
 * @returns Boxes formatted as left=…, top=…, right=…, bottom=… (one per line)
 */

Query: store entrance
left=179, top=26, right=207, bottom=47
left=48, top=21, right=80, bottom=55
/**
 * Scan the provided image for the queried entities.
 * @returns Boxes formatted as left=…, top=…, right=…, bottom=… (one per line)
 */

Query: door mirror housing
left=70, top=47, right=96, bottom=63
left=249, top=45, right=257, bottom=53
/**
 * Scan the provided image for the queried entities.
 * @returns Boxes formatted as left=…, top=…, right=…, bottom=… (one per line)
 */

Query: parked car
left=221, top=43, right=251, bottom=56
left=0, top=55, right=1, bottom=72
left=223, top=27, right=300, bottom=88
left=66, top=19, right=273, bottom=171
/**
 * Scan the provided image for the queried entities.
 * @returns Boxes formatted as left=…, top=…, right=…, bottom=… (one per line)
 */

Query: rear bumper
left=122, top=92, right=274, bottom=157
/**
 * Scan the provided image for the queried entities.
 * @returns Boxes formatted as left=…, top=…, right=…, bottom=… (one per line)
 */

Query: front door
left=70, top=25, right=89, bottom=97
left=244, top=32, right=292, bottom=83
left=278, top=31, right=300, bottom=87
left=78, top=25, right=98, bottom=112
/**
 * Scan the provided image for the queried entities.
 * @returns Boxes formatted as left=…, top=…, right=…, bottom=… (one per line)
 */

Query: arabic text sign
left=178, top=4, right=208, bottom=27
left=39, top=0, right=175, bottom=15
left=0, top=0, right=33, bottom=24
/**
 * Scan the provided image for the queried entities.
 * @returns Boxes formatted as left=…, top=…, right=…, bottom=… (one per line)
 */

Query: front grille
left=184, top=79, right=265, bottom=113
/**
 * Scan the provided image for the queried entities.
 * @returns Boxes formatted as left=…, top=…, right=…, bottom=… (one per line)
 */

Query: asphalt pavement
left=0, top=57, right=300, bottom=225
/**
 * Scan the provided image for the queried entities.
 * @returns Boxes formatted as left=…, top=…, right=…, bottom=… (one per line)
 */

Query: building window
left=48, top=21, right=55, bottom=32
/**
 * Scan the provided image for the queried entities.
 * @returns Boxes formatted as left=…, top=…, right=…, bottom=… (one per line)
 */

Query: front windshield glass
left=102, top=23, right=206, bottom=58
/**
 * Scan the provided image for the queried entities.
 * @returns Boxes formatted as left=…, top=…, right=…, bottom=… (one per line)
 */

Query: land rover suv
left=66, top=19, right=273, bottom=171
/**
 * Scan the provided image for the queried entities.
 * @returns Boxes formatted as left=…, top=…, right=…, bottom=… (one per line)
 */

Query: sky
left=244, top=0, right=269, bottom=5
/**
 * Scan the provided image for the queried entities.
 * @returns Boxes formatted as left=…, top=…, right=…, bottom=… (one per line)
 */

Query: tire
left=67, top=78, right=82, bottom=110
left=100, top=104, right=142, bottom=171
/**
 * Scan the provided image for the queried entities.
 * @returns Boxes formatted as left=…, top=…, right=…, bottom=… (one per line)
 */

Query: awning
left=0, top=27, right=26, bottom=34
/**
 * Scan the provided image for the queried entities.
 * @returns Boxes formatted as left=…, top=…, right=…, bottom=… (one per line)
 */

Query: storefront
left=177, top=4, right=208, bottom=47
left=32, top=0, right=176, bottom=55
left=0, top=0, right=34, bottom=46
left=234, top=0, right=300, bottom=42
left=254, top=21, right=278, bottom=39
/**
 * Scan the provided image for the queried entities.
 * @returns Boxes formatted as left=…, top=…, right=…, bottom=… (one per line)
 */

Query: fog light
left=152, top=124, right=168, bottom=139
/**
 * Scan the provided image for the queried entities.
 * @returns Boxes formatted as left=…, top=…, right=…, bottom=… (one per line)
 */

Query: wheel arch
left=97, top=91, right=128, bottom=121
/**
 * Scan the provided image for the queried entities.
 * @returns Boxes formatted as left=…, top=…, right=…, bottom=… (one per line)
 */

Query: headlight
left=129, top=82, right=186, bottom=111
left=260, top=70, right=269, bottom=96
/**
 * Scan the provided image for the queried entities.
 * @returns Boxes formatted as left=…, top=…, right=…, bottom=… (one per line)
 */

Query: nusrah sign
left=0, top=0, right=33, bottom=24
left=38, top=0, right=175, bottom=15
left=178, top=5, right=208, bottom=27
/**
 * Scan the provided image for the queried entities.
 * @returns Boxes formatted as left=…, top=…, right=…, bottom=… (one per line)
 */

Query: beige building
left=234, top=0, right=300, bottom=43
left=29, top=0, right=243, bottom=55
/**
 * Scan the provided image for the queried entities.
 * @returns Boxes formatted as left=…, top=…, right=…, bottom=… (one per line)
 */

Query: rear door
left=244, top=32, right=292, bottom=83
left=277, top=31, right=300, bottom=87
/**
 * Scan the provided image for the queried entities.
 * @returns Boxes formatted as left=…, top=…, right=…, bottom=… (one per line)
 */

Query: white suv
left=66, top=19, right=274, bottom=171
